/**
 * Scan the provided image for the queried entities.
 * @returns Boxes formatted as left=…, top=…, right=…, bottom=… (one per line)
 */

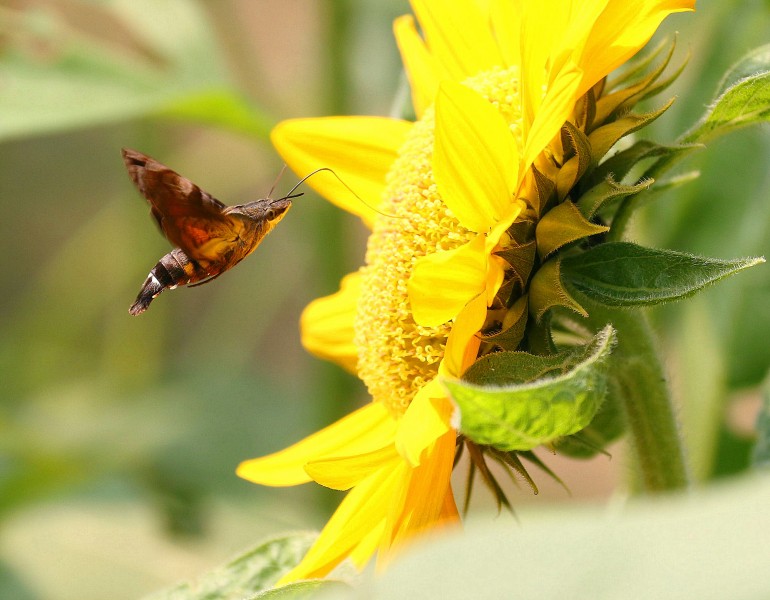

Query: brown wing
left=122, top=148, right=242, bottom=262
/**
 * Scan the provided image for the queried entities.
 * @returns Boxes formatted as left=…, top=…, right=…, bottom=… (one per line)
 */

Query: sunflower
left=237, top=0, right=695, bottom=584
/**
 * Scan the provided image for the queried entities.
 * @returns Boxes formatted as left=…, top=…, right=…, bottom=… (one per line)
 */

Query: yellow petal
left=279, top=462, right=407, bottom=583
left=394, top=14, right=445, bottom=118
left=305, top=444, right=400, bottom=491
left=271, top=117, right=412, bottom=228
left=519, top=1, right=609, bottom=141
left=545, top=1, right=609, bottom=85
left=433, top=81, right=519, bottom=232
left=300, top=271, right=361, bottom=374
left=523, top=65, right=583, bottom=170
left=349, top=520, right=386, bottom=569
left=519, top=0, right=561, bottom=129
left=577, top=0, right=696, bottom=97
left=376, top=437, right=457, bottom=572
left=439, top=487, right=460, bottom=523
left=443, top=291, right=487, bottom=378
left=487, top=198, right=526, bottom=251
left=408, top=234, right=487, bottom=328
left=395, top=378, right=454, bottom=467
left=485, top=254, right=506, bottom=305
left=409, top=0, right=501, bottom=81
left=391, top=427, right=456, bottom=547
left=236, top=402, right=396, bottom=487
left=377, top=456, right=412, bottom=563
left=490, top=0, right=523, bottom=67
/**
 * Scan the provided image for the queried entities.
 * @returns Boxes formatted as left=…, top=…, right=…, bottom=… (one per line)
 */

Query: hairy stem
left=588, top=304, right=690, bottom=491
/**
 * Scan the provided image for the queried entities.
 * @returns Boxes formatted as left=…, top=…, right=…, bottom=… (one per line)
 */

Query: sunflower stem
left=586, top=303, right=690, bottom=492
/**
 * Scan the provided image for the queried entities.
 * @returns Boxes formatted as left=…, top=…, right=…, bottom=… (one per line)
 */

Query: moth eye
left=266, top=208, right=277, bottom=221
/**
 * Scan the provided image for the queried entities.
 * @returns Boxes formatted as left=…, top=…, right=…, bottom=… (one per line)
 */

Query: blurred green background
left=0, top=1, right=768, bottom=598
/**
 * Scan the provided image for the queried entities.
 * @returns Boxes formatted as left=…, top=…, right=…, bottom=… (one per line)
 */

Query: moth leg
left=188, top=272, right=224, bottom=288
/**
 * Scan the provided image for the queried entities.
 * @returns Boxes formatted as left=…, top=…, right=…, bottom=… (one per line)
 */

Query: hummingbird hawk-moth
left=124, top=148, right=301, bottom=316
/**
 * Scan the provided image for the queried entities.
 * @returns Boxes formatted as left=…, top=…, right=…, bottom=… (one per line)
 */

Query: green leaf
left=143, top=532, right=336, bottom=600
left=686, top=72, right=770, bottom=142
left=552, top=385, right=625, bottom=458
left=753, top=375, right=770, bottom=469
left=441, top=326, right=615, bottom=452
left=561, top=242, right=764, bottom=306
left=715, top=44, right=770, bottom=99
left=684, top=45, right=770, bottom=143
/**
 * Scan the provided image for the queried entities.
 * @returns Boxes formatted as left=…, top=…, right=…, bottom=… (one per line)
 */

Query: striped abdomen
left=129, top=248, right=208, bottom=316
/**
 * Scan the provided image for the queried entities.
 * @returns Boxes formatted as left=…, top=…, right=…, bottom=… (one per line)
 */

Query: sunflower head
left=356, top=37, right=684, bottom=425
left=241, top=0, right=700, bottom=584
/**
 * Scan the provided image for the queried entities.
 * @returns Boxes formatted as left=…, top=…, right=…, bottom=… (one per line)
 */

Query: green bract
left=442, top=327, right=615, bottom=452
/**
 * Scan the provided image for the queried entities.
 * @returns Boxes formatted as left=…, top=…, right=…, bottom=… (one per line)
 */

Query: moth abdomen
left=129, top=248, right=200, bottom=315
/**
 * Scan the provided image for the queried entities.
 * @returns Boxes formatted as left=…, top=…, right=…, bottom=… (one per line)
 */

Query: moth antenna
left=267, top=164, right=289, bottom=199
left=282, top=167, right=404, bottom=219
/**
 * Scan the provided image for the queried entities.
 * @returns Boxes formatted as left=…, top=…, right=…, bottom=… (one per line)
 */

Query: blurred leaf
left=364, top=476, right=770, bottom=600
left=0, top=1, right=272, bottom=142
left=753, top=376, right=770, bottom=469
left=561, top=242, right=764, bottom=306
left=442, top=326, right=614, bottom=451
left=144, top=533, right=333, bottom=600
left=684, top=44, right=770, bottom=143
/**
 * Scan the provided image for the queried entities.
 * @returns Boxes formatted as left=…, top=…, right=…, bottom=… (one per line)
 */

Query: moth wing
left=122, top=148, right=241, bottom=262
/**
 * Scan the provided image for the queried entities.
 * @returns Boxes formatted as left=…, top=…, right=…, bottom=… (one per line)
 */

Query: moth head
left=264, top=196, right=293, bottom=225
left=240, top=194, right=298, bottom=227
